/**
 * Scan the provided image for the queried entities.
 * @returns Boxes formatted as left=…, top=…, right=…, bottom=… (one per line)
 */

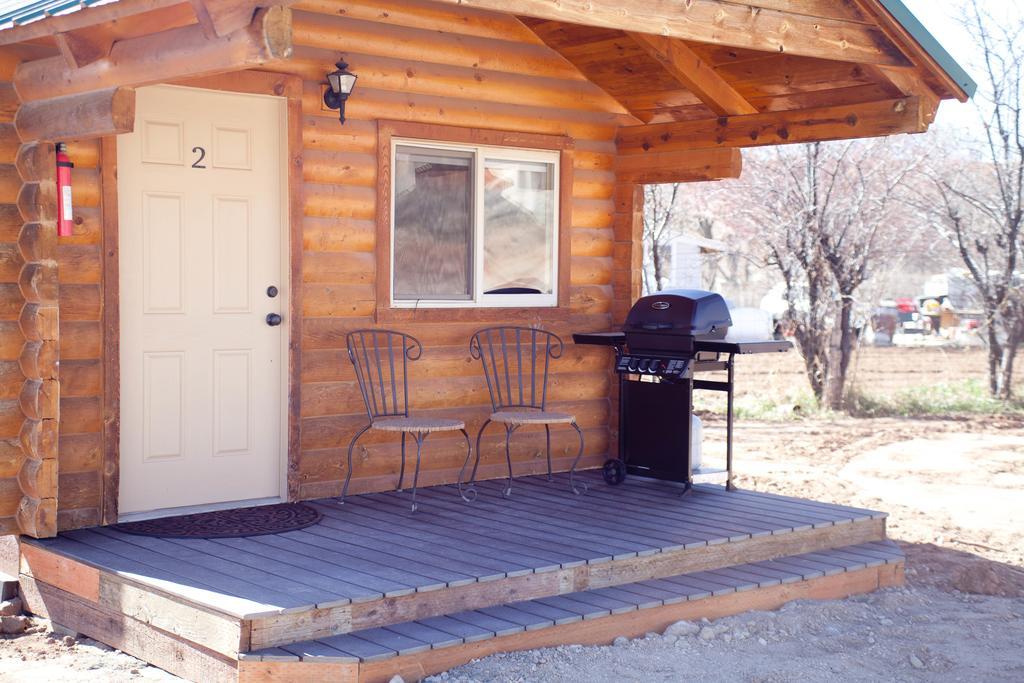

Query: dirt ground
left=2, top=348, right=1023, bottom=682
left=0, top=632, right=177, bottom=682
left=726, top=345, right=1003, bottom=399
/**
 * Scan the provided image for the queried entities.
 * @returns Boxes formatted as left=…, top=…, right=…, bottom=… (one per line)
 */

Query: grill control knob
left=627, top=358, right=639, bottom=373
left=638, top=359, right=649, bottom=373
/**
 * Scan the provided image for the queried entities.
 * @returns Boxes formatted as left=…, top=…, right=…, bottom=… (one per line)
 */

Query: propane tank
left=56, top=142, right=74, bottom=237
left=690, top=414, right=703, bottom=470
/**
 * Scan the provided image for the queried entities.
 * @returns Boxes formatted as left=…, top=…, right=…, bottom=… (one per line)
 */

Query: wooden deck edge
left=237, top=562, right=905, bottom=683
left=248, top=516, right=888, bottom=649
left=18, top=541, right=248, bottom=655
left=17, top=517, right=891, bottom=657
left=18, top=574, right=240, bottom=683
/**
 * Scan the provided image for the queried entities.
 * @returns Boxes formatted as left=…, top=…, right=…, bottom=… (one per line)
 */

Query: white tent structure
left=668, top=233, right=728, bottom=290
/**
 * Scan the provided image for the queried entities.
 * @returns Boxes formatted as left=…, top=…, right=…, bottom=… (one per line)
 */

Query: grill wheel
left=602, top=458, right=626, bottom=485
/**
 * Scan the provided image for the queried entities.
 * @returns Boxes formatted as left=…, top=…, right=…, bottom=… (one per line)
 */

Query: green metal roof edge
left=877, top=0, right=977, bottom=98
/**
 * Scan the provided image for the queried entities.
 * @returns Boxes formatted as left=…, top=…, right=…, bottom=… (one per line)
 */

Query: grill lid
left=625, top=289, right=731, bottom=338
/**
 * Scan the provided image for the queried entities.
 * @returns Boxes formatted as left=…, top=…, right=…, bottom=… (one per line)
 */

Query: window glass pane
left=482, top=158, right=556, bottom=295
left=393, top=145, right=473, bottom=300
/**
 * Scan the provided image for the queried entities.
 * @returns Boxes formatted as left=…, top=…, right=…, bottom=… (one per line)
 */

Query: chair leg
left=409, top=431, right=427, bottom=512
left=568, top=421, right=588, bottom=495
left=340, top=424, right=371, bottom=504
left=503, top=425, right=518, bottom=498
left=397, top=432, right=407, bottom=491
left=544, top=424, right=553, bottom=481
left=467, top=419, right=492, bottom=488
left=457, top=428, right=476, bottom=502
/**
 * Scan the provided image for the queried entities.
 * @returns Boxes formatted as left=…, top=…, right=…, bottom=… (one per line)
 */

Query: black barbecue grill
left=574, top=289, right=791, bottom=491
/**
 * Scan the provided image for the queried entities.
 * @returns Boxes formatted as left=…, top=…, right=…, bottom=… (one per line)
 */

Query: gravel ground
left=0, top=627, right=176, bottom=682
left=431, top=586, right=1024, bottom=683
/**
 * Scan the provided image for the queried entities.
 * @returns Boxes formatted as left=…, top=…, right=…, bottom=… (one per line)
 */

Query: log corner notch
left=11, top=6, right=293, bottom=104
left=615, top=97, right=930, bottom=157
left=14, top=142, right=60, bottom=538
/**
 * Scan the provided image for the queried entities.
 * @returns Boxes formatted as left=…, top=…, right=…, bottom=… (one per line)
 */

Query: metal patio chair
left=458, top=326, right=586, bottom=501
left=340, top=329, right=471, bottom=512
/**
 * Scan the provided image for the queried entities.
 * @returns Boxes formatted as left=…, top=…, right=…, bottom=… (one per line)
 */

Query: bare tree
left=925, top=0, right=1024, bottom=398
left=643, top=184, right=748, bottom=294
left=737, top=140, right=918, bottom=409
left=642, top=184, right=681, bottom=293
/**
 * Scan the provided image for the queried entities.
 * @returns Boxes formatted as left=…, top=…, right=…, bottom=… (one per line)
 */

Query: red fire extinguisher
left=56, top=142, right=74, bottom=237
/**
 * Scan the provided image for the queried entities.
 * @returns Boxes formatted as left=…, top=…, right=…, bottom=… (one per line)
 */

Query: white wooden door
left=118, top=85, right=287, bottom=516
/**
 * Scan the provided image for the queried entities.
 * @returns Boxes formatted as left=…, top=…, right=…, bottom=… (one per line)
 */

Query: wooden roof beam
left=53, top=28, right=115, bottom=69
left=871, top=65, right=940, bottom=124
left=0, top=0, right=182, bottom=47
left=13, top=6, right=293, bottom=103
left=628, top=33, right=757, bottom=116
left=616, top=96, right=928, bottom=155
left=436, top=0, right=911, bottom=67
left=190, top=0, right=266, bottom=39
left=616, top=147, right=743, bottom=184
left=15, top=88, right=135, bottom=143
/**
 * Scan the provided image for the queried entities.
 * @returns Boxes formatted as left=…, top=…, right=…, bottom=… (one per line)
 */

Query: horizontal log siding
left=283, top=0, right=623, bottom=499
left=0, top=79, right=20, bottom=533
left=55, top=138, right=103, bottom=530
left=4, top=0, right=634, bottom=529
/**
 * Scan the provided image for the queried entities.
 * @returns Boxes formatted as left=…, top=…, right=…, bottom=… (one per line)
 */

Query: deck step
left=243, top=540, right=904, bottom=664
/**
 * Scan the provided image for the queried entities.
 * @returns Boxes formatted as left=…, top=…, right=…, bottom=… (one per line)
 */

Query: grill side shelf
left=572, top=332, right=626, bottom=347
left=571, top=333, right=792, bottom=356
left=694, top=340, right=793, bottom=354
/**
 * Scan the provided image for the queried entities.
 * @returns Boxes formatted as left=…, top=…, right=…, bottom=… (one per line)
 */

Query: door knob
left=266, top=313, right=282, bottom=326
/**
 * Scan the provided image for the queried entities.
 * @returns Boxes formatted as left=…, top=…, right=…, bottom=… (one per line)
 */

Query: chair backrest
left=346, top=329, right=422, bottom=421
left=470, top=326, right=562, bottom=412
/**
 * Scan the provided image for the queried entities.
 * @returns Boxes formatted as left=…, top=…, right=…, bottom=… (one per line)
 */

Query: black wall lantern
left=323, top=60, right=358, bottom=124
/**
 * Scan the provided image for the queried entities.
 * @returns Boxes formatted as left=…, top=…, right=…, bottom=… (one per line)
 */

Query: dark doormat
left=111, top=502, right=322, bottom=539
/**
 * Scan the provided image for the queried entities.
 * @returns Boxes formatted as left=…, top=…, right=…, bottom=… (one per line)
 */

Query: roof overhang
left=870, top=0, right=976, bottom=101
left=0, top=0, right=977, bottom=104
left=0, top=0, right=976, bottom=155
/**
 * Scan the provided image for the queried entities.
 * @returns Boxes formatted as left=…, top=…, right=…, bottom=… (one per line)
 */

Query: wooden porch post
left=611, top=181, right=643, bottom=325
left=608, top=179, right=643, bottom=464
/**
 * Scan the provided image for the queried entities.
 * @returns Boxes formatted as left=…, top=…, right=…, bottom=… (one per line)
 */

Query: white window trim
left=390, top=138, right=560, bottom=309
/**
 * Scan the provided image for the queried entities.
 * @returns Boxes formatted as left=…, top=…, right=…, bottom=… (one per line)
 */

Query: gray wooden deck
left=32, top=471, right=886, bottom=618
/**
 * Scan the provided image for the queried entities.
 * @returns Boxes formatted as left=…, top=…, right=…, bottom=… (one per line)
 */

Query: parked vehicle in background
left=869, top=302, right=899, bottom=345
left=893, top=298, right=928, bottom=335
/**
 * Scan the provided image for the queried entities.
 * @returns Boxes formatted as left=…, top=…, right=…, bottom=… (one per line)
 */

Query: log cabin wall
left=1, top=0, right=636, bottom=530
left=0, top=74, right=21, bottom=534
left=277, top=0, right=626, bottom=500
left=0, top=48, right=105, bottom=533
left=52, top=138, right=103, bottom=530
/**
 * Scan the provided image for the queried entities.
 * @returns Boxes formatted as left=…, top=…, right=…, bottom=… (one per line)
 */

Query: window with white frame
left=391, top=140, right=559, bottom=308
